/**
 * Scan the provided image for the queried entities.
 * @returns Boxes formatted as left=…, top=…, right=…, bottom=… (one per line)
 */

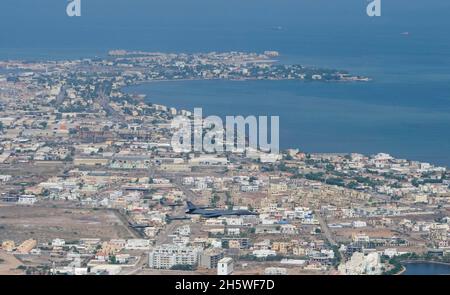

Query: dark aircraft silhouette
left=185, top=201, right=258, bottom=218
left=128, top=222, right=149, bottom=229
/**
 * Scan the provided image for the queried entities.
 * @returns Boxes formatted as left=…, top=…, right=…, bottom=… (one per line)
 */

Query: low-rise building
left=217, top=257, right=234, bottom=275
left=16, top=239, right=37, bottom=254
left=1, top=240, right=15, bottom=252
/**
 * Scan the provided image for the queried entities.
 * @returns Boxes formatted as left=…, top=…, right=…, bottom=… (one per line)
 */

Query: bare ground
left=0, top=205, right=135, bottom=244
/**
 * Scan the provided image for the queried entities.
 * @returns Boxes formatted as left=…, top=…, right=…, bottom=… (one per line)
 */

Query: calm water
left=403, top=263, right=450, bottom=275
left=1, top=0, right=449, bottom=166
left=127, top=77, right=450, bottom=166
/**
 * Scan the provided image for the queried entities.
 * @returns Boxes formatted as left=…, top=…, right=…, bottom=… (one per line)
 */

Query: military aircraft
left=185, top=201, right=258, bottom=218
left=128, top=222, right=149, bottom=229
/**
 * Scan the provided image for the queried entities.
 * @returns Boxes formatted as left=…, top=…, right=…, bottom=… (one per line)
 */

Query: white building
left=17, top=195, right=37, bottom=205
left=352, top=221, right=367, bottom=228
left=52, top=238, right=66, bottom=247
left=91, top=265, right=122, bottom=275
left=338, top=252, right=383, bottom=275
left=264, top=267, right=287, bottom=275
left=148, top=245, right=202, bottom=269
left=52, top=267, right=89, bottom=275
left=144, top=227, right=158, bottom=238
left=227, top=228, right=240, bottom=236
left=241, top=185, right=259, bottom=192
left=125, top=239, right=151, bottom=250
left=383, top=248, right=399, bottom=258
left=252, top=249, right=277, bottom=258
left=176, top=225, right=191, bottom=236
left=223, top=217, right=244, bottom=226
left=217, top=257, right=234, bottom=275
left=189, top=156, right=228, bottom=166
left=0, top=175, right=12, bottom=182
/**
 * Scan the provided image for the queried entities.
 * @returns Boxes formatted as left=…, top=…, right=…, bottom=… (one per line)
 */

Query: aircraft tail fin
left=187, top=201, right=197, bottom=211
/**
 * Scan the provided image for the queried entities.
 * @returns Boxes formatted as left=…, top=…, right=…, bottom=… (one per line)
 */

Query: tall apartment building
left=199, top=248, right=224, bottom=269
left=148, top=245, right=202, bottom=269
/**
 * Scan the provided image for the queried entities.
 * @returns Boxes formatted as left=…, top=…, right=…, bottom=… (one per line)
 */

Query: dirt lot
left=333, top=227, right=398, bottom=243
left=0, top=162, right=67, bottom=178
left=0, top=250, right=24, bottom=275
left=137, top=264, right=327, bottom=275
left=0, top=204, right=135, bottom=244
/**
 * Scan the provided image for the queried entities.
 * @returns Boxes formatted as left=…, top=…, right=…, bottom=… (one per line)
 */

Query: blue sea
left=402, top=263, right=450, bottom=275
left=1, top=0, right=449, bottom=166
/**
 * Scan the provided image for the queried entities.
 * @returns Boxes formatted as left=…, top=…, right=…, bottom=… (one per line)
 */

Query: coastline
left=394, top=265, right=406, bottom=275
left=395, top=260, right=450, bottom=275
left=123, top=80, right=450, bottom=168
left=401, top=260, right=450, bottom=267
left=125, top=75, right=370, bottom=88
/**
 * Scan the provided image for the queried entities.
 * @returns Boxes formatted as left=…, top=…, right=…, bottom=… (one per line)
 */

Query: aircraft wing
left=202, top=212, right=223, bottom=218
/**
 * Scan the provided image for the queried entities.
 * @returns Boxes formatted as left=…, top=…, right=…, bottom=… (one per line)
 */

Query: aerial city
left=0, top=0, right=449, bottom=278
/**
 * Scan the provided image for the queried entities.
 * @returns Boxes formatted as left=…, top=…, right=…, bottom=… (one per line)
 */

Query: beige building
left=1, top=240, right=15, bottom=252
left=16, top=239, right=37, bottom=254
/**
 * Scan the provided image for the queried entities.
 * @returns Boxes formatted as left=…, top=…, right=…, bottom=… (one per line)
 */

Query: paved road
left=55, top=85, right=67, bottom=107
left=315, top=213, right=344, bottom=267
left=316, top=212, right=337, bottom=246
left=154, top=221, right=180, bottom=246
left=153, top=170, right=200, bottom=201
left=96, top=90, right=126, bottom=122
left=121, top=253, right=148, bottom=275
left=110, top=209, right=144, bottom=238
